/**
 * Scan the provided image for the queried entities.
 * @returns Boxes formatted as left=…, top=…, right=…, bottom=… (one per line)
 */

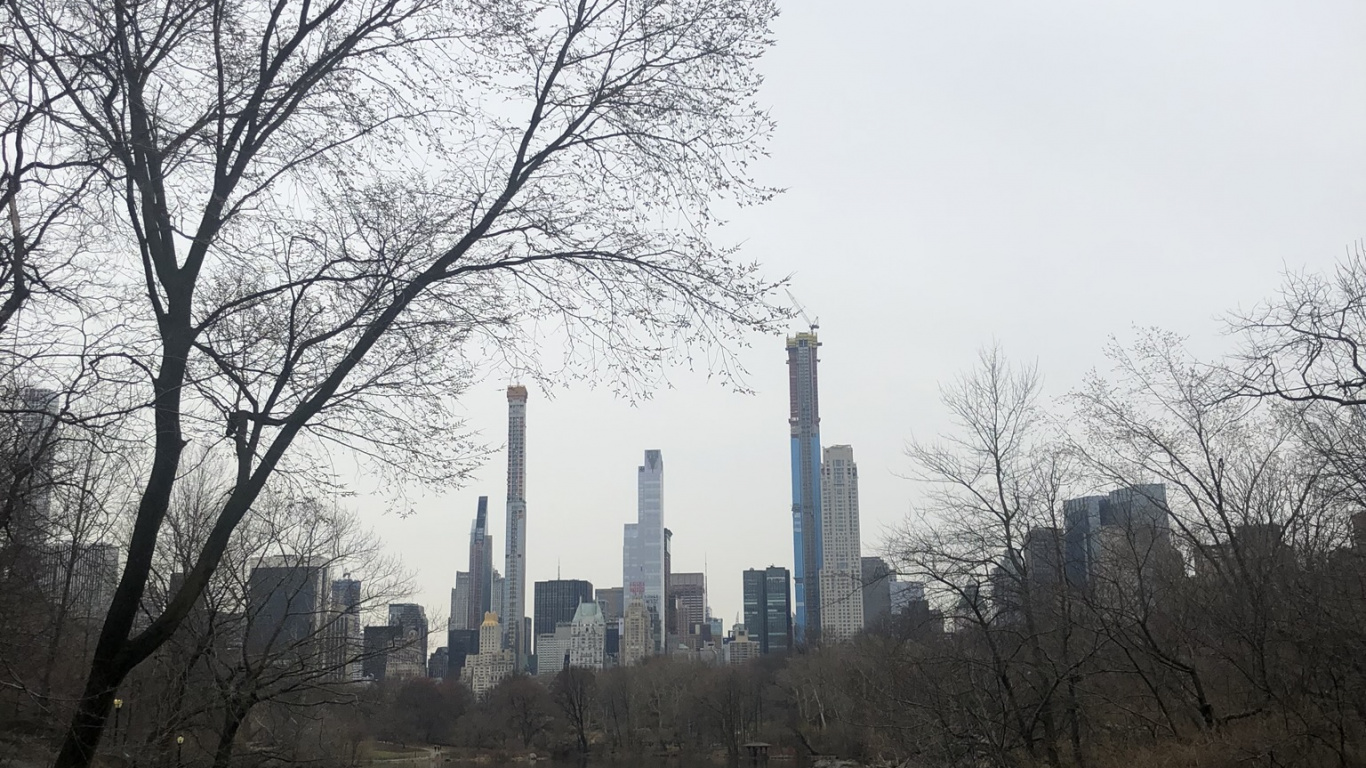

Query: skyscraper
left=668, top=572, right=706, bottom=636
left=621, top=599, right=653, bottom=666
left=787, top=332, right=822, bottom=644
left=387, top=603, right=429, bottom=679
left=450, top=571, right=470, bottom=631
left=861, top=556, right=894, bottom=631
left=327, top=576, right=363, bottom=681
left=245, top=556, right=328, bottom=656
left=534, top=579, right=594, bottom=640
left=742, top=566, right=793, bottom=655
left=505, top=386, right=528, bottom=671
left=569, top=601, right=606, bottom=669
left=596, top=586, right=624, bottom=623
left=623, top=450, right=665, bottom=653
left=467, top=497, right=493, bottom=630
left=819, top=445, right=863, bottom=641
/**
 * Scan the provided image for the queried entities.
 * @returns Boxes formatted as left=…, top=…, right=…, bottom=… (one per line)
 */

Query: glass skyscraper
left=787, top=332, right=822, bottom=644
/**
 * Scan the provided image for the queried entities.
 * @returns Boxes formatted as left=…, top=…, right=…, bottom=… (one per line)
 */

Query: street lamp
left=176, top=735, right=184, bottom=768
left=112, top=699, right=122, bottom=748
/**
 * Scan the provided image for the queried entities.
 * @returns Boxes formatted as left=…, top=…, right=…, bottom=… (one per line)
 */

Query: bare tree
left=2, top=0, right=785, bottom=763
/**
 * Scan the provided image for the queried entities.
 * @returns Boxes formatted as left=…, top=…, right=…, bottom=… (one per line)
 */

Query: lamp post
left=176, top=735, right=184, bottom=768
left=112, top=699, right=123, bottom=748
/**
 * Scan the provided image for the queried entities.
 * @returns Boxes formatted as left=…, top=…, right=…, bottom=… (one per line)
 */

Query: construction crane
left=785, top=288, right=819, bottom=333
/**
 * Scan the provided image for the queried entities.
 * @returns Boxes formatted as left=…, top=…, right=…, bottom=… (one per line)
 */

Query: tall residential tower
left=787, top=333, right=822, bottom=644
left=504, top=386, right=529, bottom=670
left=819, top=445, right=863, bottom=641
left=466, top=497, right=494, bottom=630
left=623, top=450, right=665, bottom=652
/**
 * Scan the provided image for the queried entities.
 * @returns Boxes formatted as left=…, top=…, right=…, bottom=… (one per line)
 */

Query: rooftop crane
left=785, top=289, right=819, bottom=333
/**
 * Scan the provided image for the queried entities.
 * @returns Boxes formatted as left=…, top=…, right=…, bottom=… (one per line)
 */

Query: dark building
left=429, top=647, right=449, bottom=678
left=467, top=496, right=494, bottom=630
left=668, top=572, right=706, bottom=637
left=1065, top=484, right=1171, bottom=589
left=362, top=625, right=402, bottom=680
left=446, top=628, right=479, bottom=676
left=743, top=566, right=793, bottom=655
left=596, top=586, right=624, bottom=622
left=861, top=557, right=893, bottom=630
left=388, top=603, right=429, bottom=669
left=245, top=557, right=327, bottom=656
left=534, top=579, right=594, bottom=641
left=1025, top=526, right=1064, bottom=588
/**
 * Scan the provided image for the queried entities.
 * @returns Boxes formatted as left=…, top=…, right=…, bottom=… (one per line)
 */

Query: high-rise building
left=446, top=628, right=479, bottom=677
left=1064, top=484, right=1176, bottom=590
left=462, top=612, right=515, bottom=697
left=245, top=556, right=328, bottom=656
left=664, top=527, right=673, bottom=638
left=819, top=445, right=863, bottom=641
left=362, top=625, right=402, bottom=681
left=491, top=569, right=506, bottom=643
left=742, top=566, right=793, bottom=655
left=8, top=387, right=59, bottom=541
left=621, top=598, right=653, bottom=666
left=861, top=557, right=893, bottom=631
left=623, top=450, right=665, bottom=653
left=450, top=571, right=470, bottom=631
left=504, top=386, right=528, bottom=672
left=325, top=576, right=363, bottom=681
left=787, top=332, right=823, bottom=644
left=535, top=622, right=573, bottom=679
left=37, top=541, right=119, bottom=623
left=387, top=603, right=429, bottom=679
left=727, top=625, right=760, bottom=665
left=569, top=601, right=606, bottom=669
left=467, top=497, right=494, bottom=629
left=668, top=572, right=706, bottom=636
left=596, top=586, right=624, bottom=623
left=534, top=579, right=594, bottom=644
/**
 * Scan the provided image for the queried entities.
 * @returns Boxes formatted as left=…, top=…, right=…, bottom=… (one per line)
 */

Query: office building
left=596, top=586, right=624, bottom=623
left=727, top=625, right=760, bottom=665
left=623, top=450, right=665, bottom=652
left=467, top=497, right=494, bottom=629
left=446, top=628, right=479, bottom=677
left=787, top=332, right=823, bottom=644
left=535, top=622, right=573, bottom=679
left=742, top=566, right=793, bottom=655
left=428, top=647, right=449, bottom=678
left=8, top=387, right=59, bottom=541
left=621, top=598, right=653, bottom=666
left=450, top=572, right=470, bottom=631
left=37, top=541, right=119, bottom=623
left=569, top=601, right=606, bottom=669
left=668, top=572, right=706, bottom=637
left=861, top=557, right=894, bottom=631
left=504, top=386, right=529, bottom=671
left=535, top=579, right=594, bottom=643
left=324, top=576, right=363, bottom=681
left=387, top=603, right=429, bottom=679
left=1064, top=484, right=1179, bottom=592
left=245, top=556, right=328, bottom=656
left=362, top=625, right=402, bottom=681
left=819, top=445, right=863, bottom=641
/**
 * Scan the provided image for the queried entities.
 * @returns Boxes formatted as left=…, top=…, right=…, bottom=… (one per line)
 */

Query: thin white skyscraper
left=819, top=445, right=864, bottom=641
left=623, top=450, right=665, bottom=653
left=504, top=386, right=528, bottom=670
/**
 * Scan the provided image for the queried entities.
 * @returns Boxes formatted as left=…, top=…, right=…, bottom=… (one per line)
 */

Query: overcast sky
left=359, top=0, right=1366, bottom=631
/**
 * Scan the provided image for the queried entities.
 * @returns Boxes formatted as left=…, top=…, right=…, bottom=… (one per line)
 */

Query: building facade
left=450, top=571, right=470, bottom=631
left=463, top=612, right=515, bottom=697
left=569, top=601, right=606, bottom=669
left=467, top=497, right=494, bottom=630
left=245, top=556, right=328, bottom=657
left=861, top=557, right=893, bottom=631
left=623, top=450, right=665, bottom=653
left=787, top=332, right=823, bottom=644
left=504, top=386, right=529, bottom=671
left=742, top=566, right=793, bottom=655
left=534, top=579, right=594, bottom=644
left=596, top=586, right=624, bottom=622
left=621, top=598, right=654, bottom=666
left=819, top=445, right=863, bottom=641
left=387, top=603, right=429, bottom=679
left=668, top=572, right=707, bottom=637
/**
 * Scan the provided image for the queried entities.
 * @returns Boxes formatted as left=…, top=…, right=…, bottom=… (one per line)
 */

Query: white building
left=569, top=602, right=606, bottom=669
left=623, top=450, right=665, bottom=652
left=535, top=623, right=573, bottom=679
left=819, top=445, right=864, bottom=641
left=462, top=612, right=514, bottom=698
left=727, top=625, right=760, bottom=665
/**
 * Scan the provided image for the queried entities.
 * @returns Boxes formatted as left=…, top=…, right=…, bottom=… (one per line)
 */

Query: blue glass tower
left=787, top=332, right=822, bottom=644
